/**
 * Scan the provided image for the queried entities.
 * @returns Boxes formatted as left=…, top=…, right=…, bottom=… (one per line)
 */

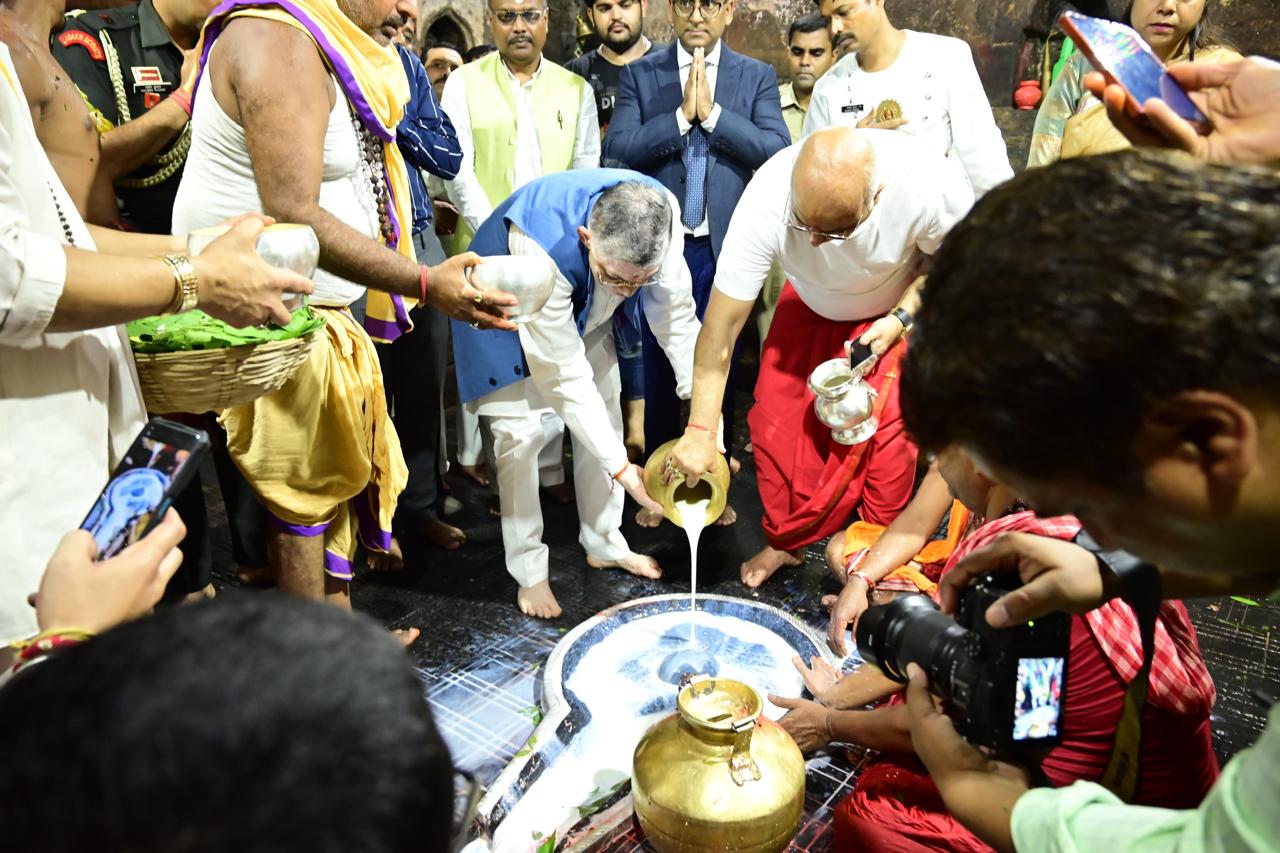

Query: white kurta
left=476, top=192, right=699, bottom=588
left=713, top=131, right=974, bottom=322
left=0, top=46, right=146, bottom=643
left=441, top=55, right=601, bottom=233
left=801, top=30, right=1013, bottom=198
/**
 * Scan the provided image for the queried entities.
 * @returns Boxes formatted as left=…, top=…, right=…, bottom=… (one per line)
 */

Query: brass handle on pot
left=728, top=717, right=762, bottom=786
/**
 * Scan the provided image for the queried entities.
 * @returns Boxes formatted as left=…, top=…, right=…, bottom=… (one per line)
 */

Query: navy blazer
left=602, top=41, right=791, bottom=258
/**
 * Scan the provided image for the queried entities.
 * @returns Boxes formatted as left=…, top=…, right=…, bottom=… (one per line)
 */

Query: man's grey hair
left=588, top=182, right=673, bottom=270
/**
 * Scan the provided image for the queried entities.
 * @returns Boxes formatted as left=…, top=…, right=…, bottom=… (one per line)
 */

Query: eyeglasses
left=784, top=195, right=865, bottom=242
left=591, top=252, right=658, bottom=290
left=672, top=0, right=725, bottom=18
left=491, top=8, right=546, bottom=25
left=451, top=768, right=482, bottom=853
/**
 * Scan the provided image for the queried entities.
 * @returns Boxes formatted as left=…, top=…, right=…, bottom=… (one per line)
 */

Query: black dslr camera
left=855, top=574, right=1071, bottom=751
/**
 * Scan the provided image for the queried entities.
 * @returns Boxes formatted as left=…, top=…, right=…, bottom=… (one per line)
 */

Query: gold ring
left=474, top=293, right=485, bottom=305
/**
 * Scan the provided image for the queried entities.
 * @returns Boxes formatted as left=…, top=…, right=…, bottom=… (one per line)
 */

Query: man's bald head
left=791, top=128, right=875, bottom=238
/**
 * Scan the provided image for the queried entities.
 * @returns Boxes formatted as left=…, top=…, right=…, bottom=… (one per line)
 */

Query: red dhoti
left=749, top=283, right=917, bottom=552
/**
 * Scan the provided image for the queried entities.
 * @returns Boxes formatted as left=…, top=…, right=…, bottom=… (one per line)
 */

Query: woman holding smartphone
left=1028, top=0, right=1240, bottom=166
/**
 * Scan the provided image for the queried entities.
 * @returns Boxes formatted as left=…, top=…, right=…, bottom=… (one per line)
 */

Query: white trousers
left=457, top=398, right=566, bottom=487
left=486, top=329, right=630, bottom=588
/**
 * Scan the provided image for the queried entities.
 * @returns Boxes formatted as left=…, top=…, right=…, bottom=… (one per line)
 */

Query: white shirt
left=802, top=30, right=1013, bottom=197
left=0, top=46, right=146, bottom=643
left=714, top=131, right=974, bottom=321
left=674, top=39, right=723, bottom=238
left=172, top=47, right=375, bottom=307
left=442, top=55, right=601, bottom=234
left=476, top=192, right=700, bottom=475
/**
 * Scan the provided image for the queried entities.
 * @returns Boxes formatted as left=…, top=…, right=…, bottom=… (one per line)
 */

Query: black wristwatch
left=890, top=307, right=912, bottom=330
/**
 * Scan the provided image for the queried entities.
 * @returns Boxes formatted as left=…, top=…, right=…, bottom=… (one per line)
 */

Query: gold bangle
left=162, top=254, right=199, bottom=315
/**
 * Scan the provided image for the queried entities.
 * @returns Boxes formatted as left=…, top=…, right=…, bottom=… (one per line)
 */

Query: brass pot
left=641, top=438, right=730, bottom=528
left=632, top=678, right=806, bottom=853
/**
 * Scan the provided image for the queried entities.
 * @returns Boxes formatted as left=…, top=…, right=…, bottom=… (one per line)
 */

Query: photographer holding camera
left=774, top=445, right=1217, bottom=850
left=895, top=149, right=1280, bottom=852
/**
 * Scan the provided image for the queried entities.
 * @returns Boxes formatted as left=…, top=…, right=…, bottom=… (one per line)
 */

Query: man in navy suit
left=604, top=0, right=790, bottom=526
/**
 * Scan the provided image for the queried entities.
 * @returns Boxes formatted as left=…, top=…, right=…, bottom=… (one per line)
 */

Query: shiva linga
left=632, top=677, right=806, bottom=853
left=467, top=255, right=557, bottom=324
left=641, top=438, right=731, bottom=528
left=807, top=347, right=879, bottom=446
left=188, top=222, right=319, bottom=313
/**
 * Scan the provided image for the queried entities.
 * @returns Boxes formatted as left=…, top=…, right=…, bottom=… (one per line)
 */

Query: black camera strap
left=1075, top=532, right=1163, bottom=803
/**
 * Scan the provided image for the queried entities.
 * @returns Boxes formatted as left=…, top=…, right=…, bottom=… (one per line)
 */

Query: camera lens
left=855, top=595, right=973, bottom=688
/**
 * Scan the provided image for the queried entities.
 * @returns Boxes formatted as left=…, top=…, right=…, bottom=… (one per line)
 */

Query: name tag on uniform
left=841, top=103, right=864, bottom=115
left=131, top=66, right=168, bottom=90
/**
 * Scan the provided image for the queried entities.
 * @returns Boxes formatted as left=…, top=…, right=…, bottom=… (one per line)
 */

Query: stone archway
left=424, top=11, right=471, bottom=49
left=419, top=5, right=481, bottom=51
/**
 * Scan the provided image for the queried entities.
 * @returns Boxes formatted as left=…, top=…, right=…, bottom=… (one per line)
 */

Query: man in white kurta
left=441, top=0, right=601, bottom=496
left=455, top=174, right=699, bottom=618
left=0, top=44, right=146, bottom=644
left=802, top=0, right=1012, bottom=197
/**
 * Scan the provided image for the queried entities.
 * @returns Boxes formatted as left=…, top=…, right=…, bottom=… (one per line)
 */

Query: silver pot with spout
left=467, top=255, right=558, bottom=324
left=808, top=356, right=878, bottom=445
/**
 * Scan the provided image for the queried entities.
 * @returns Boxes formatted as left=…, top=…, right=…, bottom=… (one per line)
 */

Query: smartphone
left=80, top=418, right=210, bottom=560
left=1059, top=11, right=1207, bottom=125
left=847, top=341, right=877, bottom=375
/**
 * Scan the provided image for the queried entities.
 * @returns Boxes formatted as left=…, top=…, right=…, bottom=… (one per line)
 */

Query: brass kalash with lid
left=632, top=677, right=806, bottom=852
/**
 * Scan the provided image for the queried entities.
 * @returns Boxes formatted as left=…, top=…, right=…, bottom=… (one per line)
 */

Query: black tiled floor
left=203, top=399, right=1280, bottom=852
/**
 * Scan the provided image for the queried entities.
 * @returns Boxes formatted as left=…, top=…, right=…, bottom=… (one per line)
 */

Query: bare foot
left=729, top=456, right=742, bottom=476
left=418, top=519, right=466, bottom=550
left=460, top=464, right=489, bottom=487
left=394, top=626, right=421, bottom=647
left=368, top=537, right=405, bottom=571
left=541, top=482, right=576, bottom=504
left=181, top=583, right=217, bottom=604
left=235, top=564, right=273, bottom=585
left=488, top=495, right=502, bottom=517
left=635, top=506, right=665, bottom=528
left=740, top=546, right=804, bottom=588
left=518, top=580, right=563, bottom=619
left=713, top=504, right=738, bottom=527
left=588, top=551, right=662, bottom=579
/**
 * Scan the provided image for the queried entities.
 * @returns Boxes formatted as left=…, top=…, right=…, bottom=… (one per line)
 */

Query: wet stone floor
left=204, top=413, right=1280, bottom=852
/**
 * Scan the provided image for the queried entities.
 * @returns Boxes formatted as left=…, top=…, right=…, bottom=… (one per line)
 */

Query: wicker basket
left=131, top=329, right=324, bottom=414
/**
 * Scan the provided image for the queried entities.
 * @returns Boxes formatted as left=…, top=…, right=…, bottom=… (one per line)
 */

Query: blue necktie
left=682, top=124, right=709, bottom=229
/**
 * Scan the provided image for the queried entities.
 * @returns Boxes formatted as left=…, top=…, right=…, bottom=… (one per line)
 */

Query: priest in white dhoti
left=452, top=171, right=700, bottom=618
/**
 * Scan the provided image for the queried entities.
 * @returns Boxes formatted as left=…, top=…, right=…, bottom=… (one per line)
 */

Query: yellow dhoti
left=220, top=308, right=406, bottom=580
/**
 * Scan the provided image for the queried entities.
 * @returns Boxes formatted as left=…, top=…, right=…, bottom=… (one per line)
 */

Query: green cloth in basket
left=127, top=307, right=327, bottom=353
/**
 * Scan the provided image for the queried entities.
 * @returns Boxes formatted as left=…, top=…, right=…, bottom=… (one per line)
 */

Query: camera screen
left=1013, top=656, right=1065, bottom=741
left=82, top=437, right=192, bottom=560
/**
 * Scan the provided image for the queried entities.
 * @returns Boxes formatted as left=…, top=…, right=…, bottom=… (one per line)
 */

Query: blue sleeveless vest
left=452, top=169, right=662, bottom=403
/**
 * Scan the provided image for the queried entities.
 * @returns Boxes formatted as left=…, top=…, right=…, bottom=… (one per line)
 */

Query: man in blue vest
left=453, top=170, right=701, bottom=618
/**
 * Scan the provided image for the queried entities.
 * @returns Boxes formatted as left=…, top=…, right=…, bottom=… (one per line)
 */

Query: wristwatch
left=163, top=254, right=199, bottom=315
left=890, top=307, right=912, bottom=331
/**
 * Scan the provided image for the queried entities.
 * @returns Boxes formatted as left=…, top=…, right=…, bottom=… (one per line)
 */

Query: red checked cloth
left=941, top=511, right=1216, bottom=715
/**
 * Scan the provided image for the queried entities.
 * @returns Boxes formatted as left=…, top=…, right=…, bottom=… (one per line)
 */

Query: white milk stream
left=676, top=495, right=709, bottom=641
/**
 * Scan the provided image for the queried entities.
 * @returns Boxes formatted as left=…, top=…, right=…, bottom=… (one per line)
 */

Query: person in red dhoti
left=666, top=126, right=974, bottom=586
left=772, top=445, right=1220, bottom=851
